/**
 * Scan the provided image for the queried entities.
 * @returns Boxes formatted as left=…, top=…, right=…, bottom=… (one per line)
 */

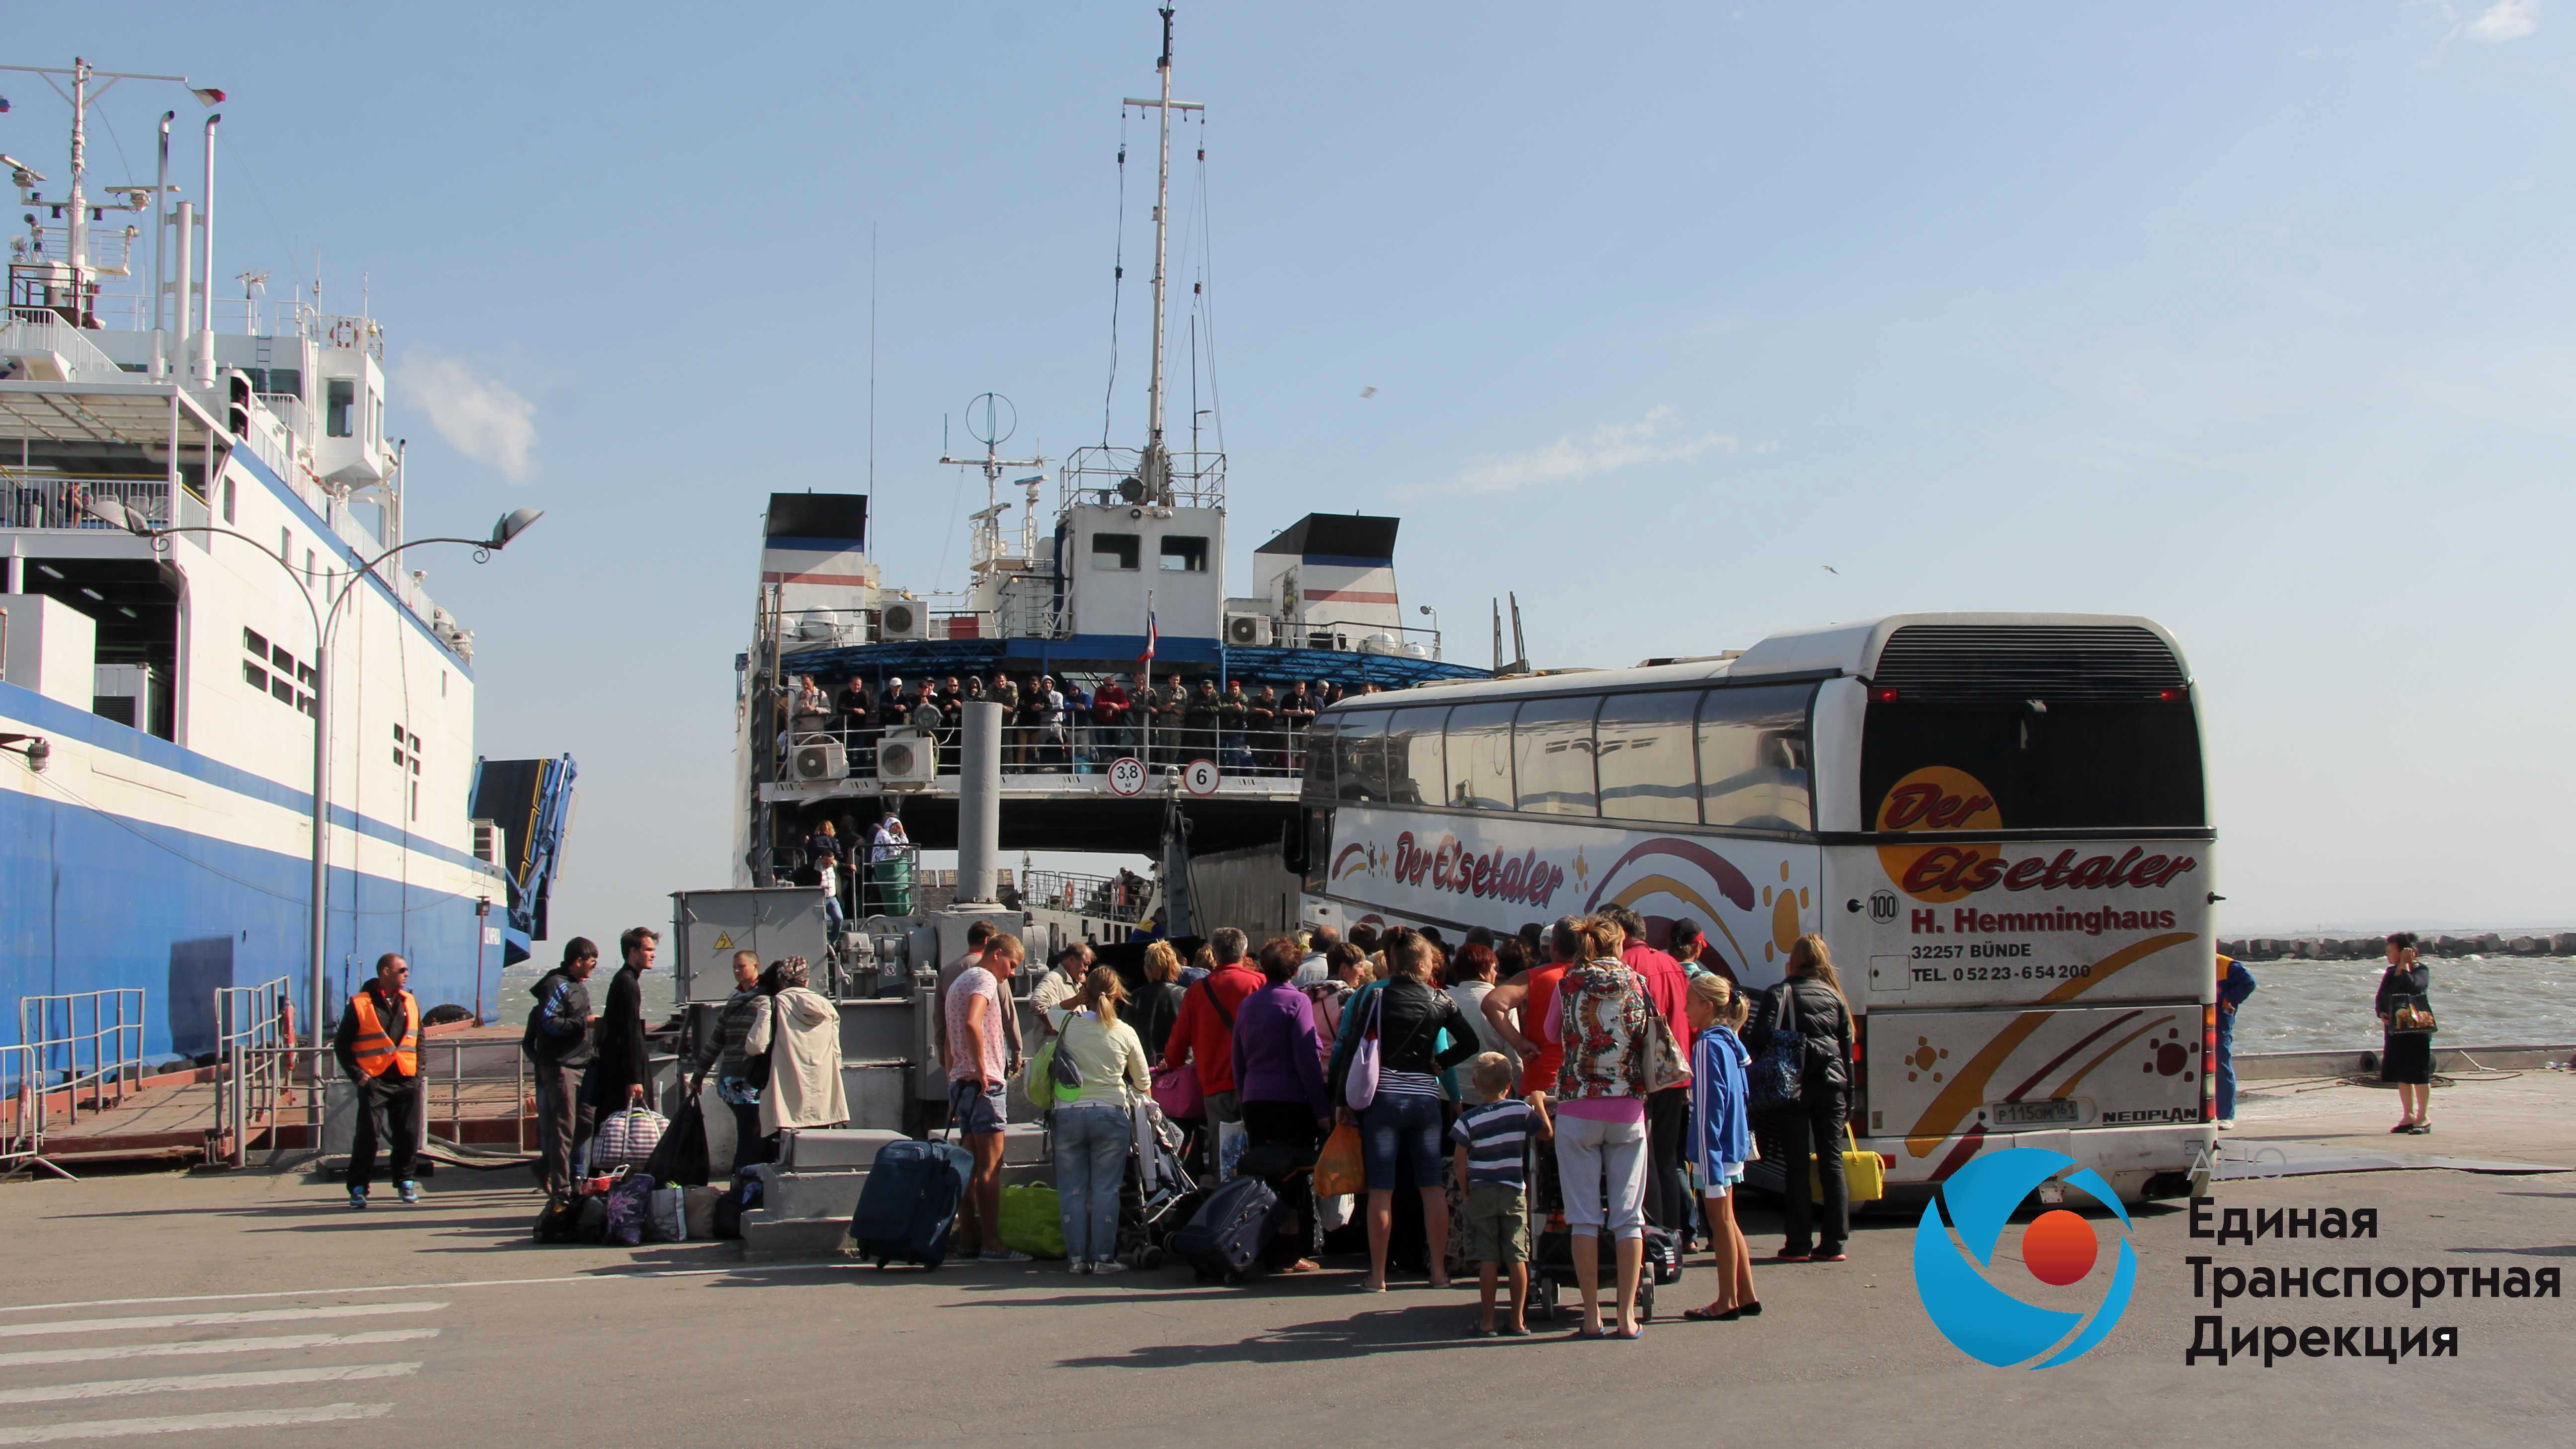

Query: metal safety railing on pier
left=230, top=1038, right=540, bottom=1165
left=17, top=989, right=146, bottom=1128
left=209, top=977, right=294, bottom=1170
left=1, top=1042, right=54, bottom=1177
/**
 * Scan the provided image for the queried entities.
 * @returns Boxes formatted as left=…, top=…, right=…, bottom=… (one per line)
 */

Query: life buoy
left=329, top=318, right=360, bottom=349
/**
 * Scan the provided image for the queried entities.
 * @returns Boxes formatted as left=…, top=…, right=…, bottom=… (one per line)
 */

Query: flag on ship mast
left=1139, top=610, right=1158, bottom=678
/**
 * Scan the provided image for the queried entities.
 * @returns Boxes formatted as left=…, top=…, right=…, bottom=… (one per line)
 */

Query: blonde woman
left=1747, top=934, right=1854, bottom=1263
left=1682, top=972, right=1759, bottom=1320
left=1136, top=940, right=1188, bottom=1060
left=1048, top=966, right=1151, bottom=1272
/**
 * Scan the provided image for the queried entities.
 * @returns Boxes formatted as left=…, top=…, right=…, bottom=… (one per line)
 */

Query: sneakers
left=346, top=1188, right=368, bottom=1210
left=1068, top=1260, right=1093, bottom=1275
left=2215, top=1118, right=2237, bottom=1129
left=977, top=1249, right=1033, bottom=1263
left=397, top=1180, right=420, bottom=1205
left=1090, top=1260, right=1129, bottom=1275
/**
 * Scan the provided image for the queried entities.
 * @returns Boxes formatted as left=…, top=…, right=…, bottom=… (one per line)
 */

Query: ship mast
left=1126, top=6, right=1201, bottom=507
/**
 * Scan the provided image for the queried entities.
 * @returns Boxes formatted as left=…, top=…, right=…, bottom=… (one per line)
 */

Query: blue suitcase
left=852, top=1138, right=969, bottom=1270
left=1174, top=1173, right=1279, bottom=1282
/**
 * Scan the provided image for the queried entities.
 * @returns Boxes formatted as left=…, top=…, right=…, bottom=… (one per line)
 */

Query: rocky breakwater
left=2219, top=932, right=2576, bottom=962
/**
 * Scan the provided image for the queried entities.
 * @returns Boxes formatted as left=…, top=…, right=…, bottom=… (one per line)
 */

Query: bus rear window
left=1860, top=700, right=2204, bottom=831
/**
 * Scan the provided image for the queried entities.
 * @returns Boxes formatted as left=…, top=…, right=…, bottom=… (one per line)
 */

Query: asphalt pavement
left=3, top=1070, right=2572, bottom=1448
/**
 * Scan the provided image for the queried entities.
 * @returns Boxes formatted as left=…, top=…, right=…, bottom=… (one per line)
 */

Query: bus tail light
left=1868, top=686, right=1900, bottom=703
left=1849, top=1013, right=1868, bottom=1126
left=2201, top=1004, right=2218, bottom=1122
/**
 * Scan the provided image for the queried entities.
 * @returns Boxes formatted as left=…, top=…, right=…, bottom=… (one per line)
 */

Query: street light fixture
left=82, top=496, right=543, bottom=1108
left=1419, top=603, right=1439, bottom=660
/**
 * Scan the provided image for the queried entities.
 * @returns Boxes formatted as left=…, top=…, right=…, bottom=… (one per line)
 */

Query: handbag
left=1745, top=985, right=1806, bottom=1114
left=1150, top=1062, right=1204, bottom=1120
left=640, top=1075, right=713, bottom=1187
left=1640, top=980, right=1692, bottom=1095
left=591, top=1107, right=668, bottom=1170
left=1809, top=1122, right=1884, bottom=1204
left=999, top=1180, right=1067, bottom=1259
left=1341, top=986, right=1386, bottom=1113
left=2389, top=995, right=2437, bottom=1035
left=1311, top=1122, right=1366, bottom=1200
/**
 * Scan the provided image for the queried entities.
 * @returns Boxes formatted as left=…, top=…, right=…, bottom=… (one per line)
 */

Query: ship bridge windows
left=326, top=379, right=355, bottom=438
left=1091, top=533, right=1141, bottom=571
left=1158, top=536, right=1209, bottom=572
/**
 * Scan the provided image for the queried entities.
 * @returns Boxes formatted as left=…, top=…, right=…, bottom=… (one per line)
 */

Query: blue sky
left=12, top=2, right=2571, bottom=939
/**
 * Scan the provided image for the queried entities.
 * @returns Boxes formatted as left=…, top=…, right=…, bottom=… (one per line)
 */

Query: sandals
left=1615, top=1325, right=1645, bottom=1341
left=1682, top=1305, right=1742, bottom=1322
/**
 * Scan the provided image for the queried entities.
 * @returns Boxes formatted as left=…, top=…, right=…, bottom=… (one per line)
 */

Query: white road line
left=0, top=1302, right=446, bottom=1341
left=2, top=1264, right=855, bottom=1315
left=0, top=1363, right=420, bottom=1407
left=0, top=1403, right=392, bottom=1445
left=0, top=1329, right=440, bottom=1369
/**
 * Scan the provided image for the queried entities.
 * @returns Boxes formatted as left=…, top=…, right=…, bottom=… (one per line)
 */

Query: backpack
left=1745, top=985, right=1805, bottom=1115
left=532, top=1194, right=584, bottom=1245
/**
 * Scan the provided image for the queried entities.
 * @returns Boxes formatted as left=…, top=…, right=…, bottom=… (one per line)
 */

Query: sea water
left=2225, top=955, right=2576, bottom=1053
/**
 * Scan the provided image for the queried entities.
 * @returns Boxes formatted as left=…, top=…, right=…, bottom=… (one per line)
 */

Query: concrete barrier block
left=779, top=1128, right=905, bottom=1170
left=740, top=1210, right=853, bottom=1262
left=750, top=1166, right=870, bottom=1221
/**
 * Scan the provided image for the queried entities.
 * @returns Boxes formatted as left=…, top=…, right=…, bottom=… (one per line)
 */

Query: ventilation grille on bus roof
left=1867, top=624, right=2186, bottom=702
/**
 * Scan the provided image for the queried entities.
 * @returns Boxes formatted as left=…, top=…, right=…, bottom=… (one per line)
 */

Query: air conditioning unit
left=880, top=597, right=929, bottom=642
left=791, top=736, right=846, bottom=784
left=1224, top=612, right=1274, bottom=647
left=875, top=729, right=936, bottom=788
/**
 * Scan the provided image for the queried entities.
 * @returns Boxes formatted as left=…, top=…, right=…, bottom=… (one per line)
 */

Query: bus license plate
left=1991, top=1099, right=2081, bottom=1127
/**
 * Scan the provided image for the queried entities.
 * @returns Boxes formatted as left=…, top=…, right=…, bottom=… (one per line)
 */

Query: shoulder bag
left=1149, top=979, right=1228, bottom=1119
left=2389, top=992, right=2437, bottom=1036
left=1638, top=971, right=1692, bottom=1094
left=1745, top=984, right=1805, bottom=1115
left=1341, top=985, right=1386, bottom=1113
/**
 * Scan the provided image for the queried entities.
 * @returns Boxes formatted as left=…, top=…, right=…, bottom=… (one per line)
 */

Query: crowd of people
left=775, top=669, right=1387, bottom=778
left=929, top=908, right=1857, bottom=1336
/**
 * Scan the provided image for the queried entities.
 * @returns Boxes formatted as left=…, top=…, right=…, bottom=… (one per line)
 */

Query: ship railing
left=228, top=1037, right=541, bottom=1165
left=780, top=721, right=1315, bottom=785
left=1060, top=443, right=1227, bottom=511
left=0, top=308, right=130, bottom=384
left=0, top=1043, right=45, bottom=1174
left=0, top=474, right=207, bottom=533
left=1017, top=868, right=1153, bottom=926
left=14, top=988, right=146, bottom=1129
left=208, top=977, right=293, bottom=1170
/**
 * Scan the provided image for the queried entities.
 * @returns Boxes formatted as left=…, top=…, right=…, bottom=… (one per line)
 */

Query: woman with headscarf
left=742, top=958, right=847, bottom=1150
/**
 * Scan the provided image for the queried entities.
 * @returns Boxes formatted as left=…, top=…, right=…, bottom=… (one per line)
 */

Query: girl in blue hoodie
left=1683, top=972, right=1760, bottom=1321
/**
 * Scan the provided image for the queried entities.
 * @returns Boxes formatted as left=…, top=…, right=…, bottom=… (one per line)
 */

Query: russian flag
left=1138, top=612, right=1158, bottom=677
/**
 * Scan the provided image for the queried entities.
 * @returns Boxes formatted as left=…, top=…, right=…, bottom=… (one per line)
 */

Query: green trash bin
left=869, top=854, right=914, bottom=916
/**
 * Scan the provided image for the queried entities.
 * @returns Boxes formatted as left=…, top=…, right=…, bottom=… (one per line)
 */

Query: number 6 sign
left=1184, top=758, right=1221, bottom=796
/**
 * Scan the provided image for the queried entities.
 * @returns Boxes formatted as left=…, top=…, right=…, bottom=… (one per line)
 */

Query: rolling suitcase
left=852, top=1138, right=969, bottom=1270
left=1174, top=1173, right=1279, bottom=1282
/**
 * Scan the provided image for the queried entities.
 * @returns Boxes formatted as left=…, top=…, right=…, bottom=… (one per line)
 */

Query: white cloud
left=1446, top=405, right=1737, bottom=494
left=2467, top=0, right=2540, bottom=41
left=402, top=355, right=538, bottom=482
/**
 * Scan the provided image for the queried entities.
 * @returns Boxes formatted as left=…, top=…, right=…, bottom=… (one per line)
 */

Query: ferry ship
left=0, top=60, right=572, bottom=1062
left=728, top=9, right=1487, bottom=953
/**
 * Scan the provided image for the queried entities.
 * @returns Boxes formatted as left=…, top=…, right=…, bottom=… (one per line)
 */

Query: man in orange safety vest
left=333, top=953, right=423, bottom=1208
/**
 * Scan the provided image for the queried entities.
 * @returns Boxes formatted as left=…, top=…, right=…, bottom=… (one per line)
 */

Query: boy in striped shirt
left=1450, top=1052, right=1545, bottom=1336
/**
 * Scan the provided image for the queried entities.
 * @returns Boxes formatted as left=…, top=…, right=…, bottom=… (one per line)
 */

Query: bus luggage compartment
left=1861, top=1002, right=2204, bottom=1147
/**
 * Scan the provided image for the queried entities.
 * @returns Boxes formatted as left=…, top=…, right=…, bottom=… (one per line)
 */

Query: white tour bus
left=1296, top=613, right=2217, bottom=1203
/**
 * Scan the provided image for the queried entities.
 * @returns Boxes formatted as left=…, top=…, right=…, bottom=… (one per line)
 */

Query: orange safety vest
left=348, top=988, right=419, bottom=1079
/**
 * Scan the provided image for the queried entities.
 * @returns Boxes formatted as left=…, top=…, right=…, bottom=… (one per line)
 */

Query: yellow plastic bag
left=1312, top=1122, right=1366, bottom=1200
left=1811, top=1123, right=1885, bottom=1204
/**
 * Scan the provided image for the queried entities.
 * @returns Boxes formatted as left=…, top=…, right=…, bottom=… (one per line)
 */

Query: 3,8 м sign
left=1108, top=758, right=1146, bottom=797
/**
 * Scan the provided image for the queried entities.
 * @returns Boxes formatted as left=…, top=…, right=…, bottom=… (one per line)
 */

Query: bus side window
left=1513, top=695, right=1600, bottom=816
left=1334, top=711, right=1387, bottom=803
left=1302, top=721, right=1340, bottom=802
left=1597, top=690, right=1701, bottom=823
left=1697, top=684, right=1816, bottom=830
left=1444, top=701, right=1516, bottom=810
left=1388, top=706, right=1449, bottom=806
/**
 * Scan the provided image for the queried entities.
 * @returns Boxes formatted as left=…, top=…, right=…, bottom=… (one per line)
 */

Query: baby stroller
left=1527, top=1136, right=1662, bottom=1323
left=1117, top=1097, right=1203, bottom=1270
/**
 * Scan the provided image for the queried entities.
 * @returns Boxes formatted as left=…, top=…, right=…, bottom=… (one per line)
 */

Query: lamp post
left=85, top=498, right=542, bottom=1119
left=1418, top=603, right=1439, bottom=660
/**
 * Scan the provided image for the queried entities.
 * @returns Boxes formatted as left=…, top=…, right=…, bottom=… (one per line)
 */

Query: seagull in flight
left=1359, top=386, right=1378, bottom=399
left=1821, top=564, right=1840, bottom=575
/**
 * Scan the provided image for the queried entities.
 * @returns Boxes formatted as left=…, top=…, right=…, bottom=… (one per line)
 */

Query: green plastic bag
left=999, top=1180, right=1065, bottom=1259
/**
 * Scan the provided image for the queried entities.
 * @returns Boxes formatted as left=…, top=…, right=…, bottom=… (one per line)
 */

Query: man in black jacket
left=522, top=937, right=601, bottom=1195
left=578, top=927, right=658, bottom=1175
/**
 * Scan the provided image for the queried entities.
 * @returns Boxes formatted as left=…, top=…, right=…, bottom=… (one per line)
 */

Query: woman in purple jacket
left=1232, top=935, right=1333, bottom=1272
